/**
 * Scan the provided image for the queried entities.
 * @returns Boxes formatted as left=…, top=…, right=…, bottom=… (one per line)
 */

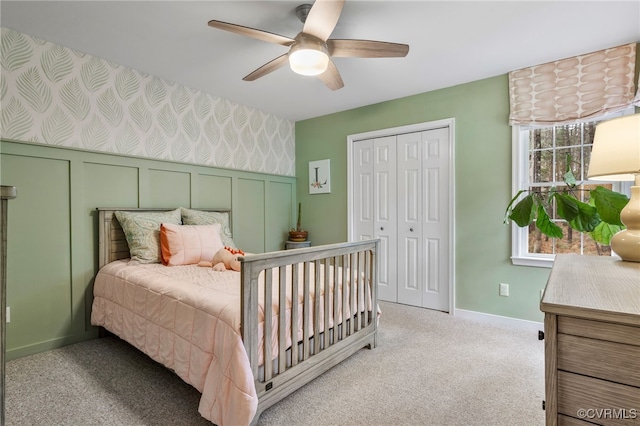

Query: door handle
left=380, top=227, right=384, bottom=231
left=410, top=228, right=414, bottom=232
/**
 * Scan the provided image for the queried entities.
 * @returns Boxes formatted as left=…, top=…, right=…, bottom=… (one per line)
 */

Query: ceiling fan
left=207, top=0, right=409, bottom=90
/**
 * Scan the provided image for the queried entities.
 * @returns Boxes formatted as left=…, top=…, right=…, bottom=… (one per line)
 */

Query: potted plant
left=289, top=202, right=308, bottom=242
left=504, top=156, right=629, bottom=250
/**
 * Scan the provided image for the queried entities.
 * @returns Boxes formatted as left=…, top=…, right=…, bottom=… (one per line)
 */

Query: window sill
left=511, top=255, right=554, bottom=268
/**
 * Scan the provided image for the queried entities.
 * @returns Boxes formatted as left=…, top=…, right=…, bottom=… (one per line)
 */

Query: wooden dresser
left=540, top=254, right=640, bottom=426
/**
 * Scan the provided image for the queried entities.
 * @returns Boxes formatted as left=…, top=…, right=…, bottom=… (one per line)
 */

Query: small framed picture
left=309, top=159, right=331, bottom=194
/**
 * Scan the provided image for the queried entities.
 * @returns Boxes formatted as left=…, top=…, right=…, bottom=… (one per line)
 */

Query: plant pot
left=288, top=230, right=308, bottom=242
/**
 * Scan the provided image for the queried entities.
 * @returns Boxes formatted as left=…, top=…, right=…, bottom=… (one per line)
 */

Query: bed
left=90, top=207, right=379, bottom=426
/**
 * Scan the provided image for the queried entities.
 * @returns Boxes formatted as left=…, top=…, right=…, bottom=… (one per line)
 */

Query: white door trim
left=347, top=118, right=456, bottom=314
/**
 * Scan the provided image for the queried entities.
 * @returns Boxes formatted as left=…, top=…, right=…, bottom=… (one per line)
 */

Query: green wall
left=295, top=75, right=550, bottom=323
left=0, top=140, right=296, bottom=359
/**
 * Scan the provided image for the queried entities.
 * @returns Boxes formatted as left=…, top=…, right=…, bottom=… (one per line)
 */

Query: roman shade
left=508, top=43, right=640, bottom=125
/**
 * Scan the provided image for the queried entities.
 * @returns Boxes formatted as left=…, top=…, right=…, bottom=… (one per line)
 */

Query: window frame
left=511, top=109, right=634, bottom=268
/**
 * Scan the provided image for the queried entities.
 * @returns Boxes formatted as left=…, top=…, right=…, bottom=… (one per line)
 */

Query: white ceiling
left=2, top=1, right=639, bottom=122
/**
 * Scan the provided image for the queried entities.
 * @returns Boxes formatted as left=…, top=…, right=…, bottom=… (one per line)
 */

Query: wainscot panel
left=147, top=169, right=191, bottom=207
left=1, top=154, right=72, bottom=354
left=196, top=174, right=232, bottom=209
left=269, top=181, right=295, bottom=251
left=235, top=178, right=266, bottom=253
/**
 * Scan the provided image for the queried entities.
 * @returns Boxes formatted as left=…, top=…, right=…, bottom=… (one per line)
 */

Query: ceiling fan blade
left=318, top=59, right=344, bottom=91
left=243, top=53, right=289, bottom=81
left=303, top=0, right=345, bottom=42
left=208, top=20, right=294, bottom=46
left=328, top=39, right=409, bottom=58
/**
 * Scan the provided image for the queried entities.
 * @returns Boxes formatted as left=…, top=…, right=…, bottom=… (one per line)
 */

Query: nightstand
left=285, top=240, right=311, bottom=250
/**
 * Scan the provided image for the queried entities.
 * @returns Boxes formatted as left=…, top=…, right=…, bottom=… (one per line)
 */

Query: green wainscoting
left=0, top=140, right=296, bottom=360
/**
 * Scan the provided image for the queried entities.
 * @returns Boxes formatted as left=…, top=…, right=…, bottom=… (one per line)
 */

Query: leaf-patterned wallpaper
left=0, top=28, right=295, bottom=176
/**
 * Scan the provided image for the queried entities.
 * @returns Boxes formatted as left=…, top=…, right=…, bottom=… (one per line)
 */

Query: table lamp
left=587, top=113, right=640, bottom=262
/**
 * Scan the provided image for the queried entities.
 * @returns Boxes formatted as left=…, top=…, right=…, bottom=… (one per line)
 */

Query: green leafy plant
left=504, top=155, right=629, bottom=246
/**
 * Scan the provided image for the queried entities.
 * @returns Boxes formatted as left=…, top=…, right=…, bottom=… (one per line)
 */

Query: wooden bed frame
left=96, top=208, right=379, bottom=425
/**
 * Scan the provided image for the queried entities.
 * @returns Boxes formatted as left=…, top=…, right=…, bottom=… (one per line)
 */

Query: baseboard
left=6, top=329, right=100, bottom=361
left=454, top=309, right=543, bottom=332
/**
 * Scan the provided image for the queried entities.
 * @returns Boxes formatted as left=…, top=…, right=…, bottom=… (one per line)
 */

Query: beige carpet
left=6, top=301, right=545, bottom=425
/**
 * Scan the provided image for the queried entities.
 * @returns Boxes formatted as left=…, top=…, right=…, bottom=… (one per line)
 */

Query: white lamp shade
left=288, top=34, right=329, bottom=77
left=588, top=113, right=640, bottom=182
left=289, top=48, right=329, bottom=76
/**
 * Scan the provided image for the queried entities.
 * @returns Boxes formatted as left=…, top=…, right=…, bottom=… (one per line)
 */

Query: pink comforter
left=91, top=261, right=258, bottom=425
left=91, top=260, right=368, bottom=425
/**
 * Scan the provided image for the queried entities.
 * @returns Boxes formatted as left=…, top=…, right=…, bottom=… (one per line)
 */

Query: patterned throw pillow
left=180, top=207, right=237, bottom=248
left=115, top=209, right=182, bottom=263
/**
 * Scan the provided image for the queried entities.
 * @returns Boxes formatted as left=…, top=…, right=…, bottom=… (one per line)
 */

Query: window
left=511, top=109, right=633, bottom=268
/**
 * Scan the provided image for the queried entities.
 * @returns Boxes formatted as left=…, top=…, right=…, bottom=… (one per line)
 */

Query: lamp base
left=612, top=185, right=640, bottom=262
left=611, top=229, right=640, bottom=262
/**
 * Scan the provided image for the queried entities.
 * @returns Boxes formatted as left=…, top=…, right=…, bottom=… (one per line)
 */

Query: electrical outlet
left=6, top=306, right=10, bottom=323
left=499, top=283, right=509, bottom=297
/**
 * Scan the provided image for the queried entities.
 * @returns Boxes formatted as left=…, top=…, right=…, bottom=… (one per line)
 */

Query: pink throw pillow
left=160, top=223, right=224, bottom=266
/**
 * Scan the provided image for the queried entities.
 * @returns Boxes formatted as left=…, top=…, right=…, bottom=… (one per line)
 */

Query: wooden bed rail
left=240, top=239, right=379, bottom=419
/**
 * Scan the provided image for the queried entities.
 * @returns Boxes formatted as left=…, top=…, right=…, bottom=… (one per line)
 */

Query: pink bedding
left=91, top=259, right=370, bottom=425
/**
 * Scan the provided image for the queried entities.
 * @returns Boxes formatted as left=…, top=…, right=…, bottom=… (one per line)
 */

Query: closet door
left=352, top=126, right=450, bottom=311
left=353, top=137, right=397, bottom=302
left=397, top=128, right=450, bottom=311
left=352, top=140, right=374, bottom=242
left=373, top=136, right=397, bottom=302
left=421, top=127, right=450, bottom=311
left=397, top=132, right=423, bottom=307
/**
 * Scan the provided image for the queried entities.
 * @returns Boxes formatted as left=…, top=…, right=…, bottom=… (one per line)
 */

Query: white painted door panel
left=373, top=136, right=397, bottom=302
left=353, top=140, right=374, bottom=241
left=421, top=128, right=449, bottom=311
left=353, top=138, right=397, bottom=302
left=397, top=132, right=423, bottom=306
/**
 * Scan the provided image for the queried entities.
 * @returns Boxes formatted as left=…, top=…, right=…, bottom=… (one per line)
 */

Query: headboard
left=96, top=207, right=232, bottom=269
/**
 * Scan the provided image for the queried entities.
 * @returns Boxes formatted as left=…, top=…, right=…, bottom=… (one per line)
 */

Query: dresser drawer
left=558, top=316, right=640, bottom=346
left=559, top=414, right=602, bottom=426
left=558, top=333, right=640, bottom=387
left=558, top=371, right=640, bottom=425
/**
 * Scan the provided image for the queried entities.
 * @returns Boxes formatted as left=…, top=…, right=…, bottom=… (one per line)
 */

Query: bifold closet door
left=397, top=132, right=423, bottom=307
left=352, top=137, right=397, bottom=302
left=353, top=127, right=449, bottom=311
left=397, top=129, right=450, bottom=311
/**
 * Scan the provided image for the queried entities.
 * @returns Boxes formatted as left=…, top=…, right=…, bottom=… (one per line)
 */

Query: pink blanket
left=92, top=260, right=258, bottom=425
left=91, top=260, right=370, bottom=425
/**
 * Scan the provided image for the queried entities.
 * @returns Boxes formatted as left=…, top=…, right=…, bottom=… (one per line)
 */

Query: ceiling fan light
left=288, top=34, right=330, bottom=76
left=289, top=48, right=329, bottom=76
